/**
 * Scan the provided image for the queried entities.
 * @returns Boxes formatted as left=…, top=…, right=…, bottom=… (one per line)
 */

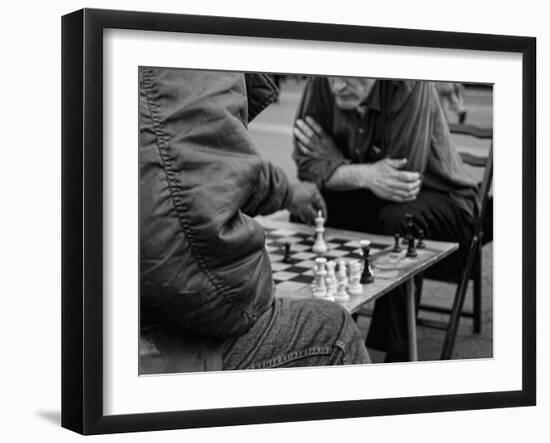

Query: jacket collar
left=244, top=73, right=279, bottom=122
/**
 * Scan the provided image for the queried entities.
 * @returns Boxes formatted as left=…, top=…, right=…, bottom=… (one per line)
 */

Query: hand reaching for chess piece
left=287, top=181, right=327, bottom=225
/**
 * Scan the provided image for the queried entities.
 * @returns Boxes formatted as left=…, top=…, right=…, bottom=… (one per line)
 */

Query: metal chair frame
left=416, top=123, right=493, bottom=359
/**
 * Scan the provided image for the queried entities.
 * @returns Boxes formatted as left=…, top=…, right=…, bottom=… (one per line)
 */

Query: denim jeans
left=221, top=298, right=370, bottom=370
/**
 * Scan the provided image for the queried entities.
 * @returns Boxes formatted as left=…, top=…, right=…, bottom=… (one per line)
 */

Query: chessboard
left=258, top=215, right=459, bottom=316
left=264, top=226, right=390, bottom=294
left=263, top=224, right=444, bottom=294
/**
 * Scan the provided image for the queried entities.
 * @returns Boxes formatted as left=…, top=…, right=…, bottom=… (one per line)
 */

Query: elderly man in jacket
left=293, top=76, right=478, bottom=362
left=139, top=68, right=370, bottom=373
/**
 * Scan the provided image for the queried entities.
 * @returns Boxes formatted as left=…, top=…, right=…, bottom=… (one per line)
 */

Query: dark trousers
left=322, top=189, right=475, bottom=354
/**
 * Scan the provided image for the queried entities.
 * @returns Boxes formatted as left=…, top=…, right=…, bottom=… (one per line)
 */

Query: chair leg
left=414, top=272, right=424, bottom=315
left=441, top=237, right=479, bottom=360
left=473, top=249, right=482, bottom=333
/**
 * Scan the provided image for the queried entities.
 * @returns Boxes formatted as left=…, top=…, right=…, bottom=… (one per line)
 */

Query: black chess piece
left=406, top=234, right=417, bottom=258
left=416, top=229, right=426, bottom=249
left=402, top=212, right=415, bottom=244
left=283, top=242, right=292, bottom=263
left=360, top=240, right=374, bottom=284
left=393, top=233, right=402, bottom=253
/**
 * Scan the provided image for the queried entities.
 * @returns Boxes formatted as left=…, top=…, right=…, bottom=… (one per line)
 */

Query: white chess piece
left=312, top=257, right=328, bottom=299
left=336, top=260, right=348, bottom=286
left=347, top=260, right=364, bottom=296
left=333, top=259, right=350, bottom=302
left=325, top=261, right=337, bottom=301
left=312, top=211, right=328, bottom=253
left=334, top=281, right=350, bottom=302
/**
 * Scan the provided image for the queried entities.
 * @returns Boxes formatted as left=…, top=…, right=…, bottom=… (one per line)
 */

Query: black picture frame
left=61, top=8, right=536, bottom=435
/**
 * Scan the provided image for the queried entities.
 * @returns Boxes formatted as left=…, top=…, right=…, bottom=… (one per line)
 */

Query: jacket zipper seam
left=140, top=68, right=253, bottom=318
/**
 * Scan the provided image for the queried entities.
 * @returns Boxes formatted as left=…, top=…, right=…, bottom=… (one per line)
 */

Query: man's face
left=328, top=77, right=376, bottom=110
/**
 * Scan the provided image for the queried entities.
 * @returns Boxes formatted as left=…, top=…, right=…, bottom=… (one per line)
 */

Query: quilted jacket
left=139, top=68, right=290, bottom=372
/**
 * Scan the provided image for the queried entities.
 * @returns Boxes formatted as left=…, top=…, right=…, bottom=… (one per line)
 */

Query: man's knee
left=315, top=301, right=370, bottom=365
left=297, top=300, right=369, bottom=365
left=377, top=203, right=409, bottom=235
left=335, top=314, right=371, bottom=364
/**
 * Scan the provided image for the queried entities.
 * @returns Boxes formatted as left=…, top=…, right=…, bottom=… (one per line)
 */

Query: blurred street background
left=250, top=76, right=493, bottom=362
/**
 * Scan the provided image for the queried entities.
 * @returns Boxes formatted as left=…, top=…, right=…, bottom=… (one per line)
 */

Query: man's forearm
left=241, top=162, right=293, bottom=216
left=325, top=164, right=371, bottom=191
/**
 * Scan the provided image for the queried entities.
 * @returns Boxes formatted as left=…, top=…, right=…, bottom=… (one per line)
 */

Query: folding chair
left=416, top=123, right=493, bottom=359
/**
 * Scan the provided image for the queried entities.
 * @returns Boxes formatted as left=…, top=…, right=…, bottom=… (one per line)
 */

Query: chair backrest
left=475, top=143, right=493, bottom=237
left=450, top=123, right=493, bottom=239
left=449, top=123, right=493, bottom=139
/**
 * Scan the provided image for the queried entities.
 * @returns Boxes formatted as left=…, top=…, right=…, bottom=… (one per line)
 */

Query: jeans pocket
left=250, top=346, right=334, bottom=369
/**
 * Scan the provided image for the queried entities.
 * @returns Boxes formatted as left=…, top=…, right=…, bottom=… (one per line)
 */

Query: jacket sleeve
left=383, top=81, right=433, bottom=174
left=386, top=81, right=478, bottom=191
left=384, top=81, right=478, bottom=216
left=292, top=77, right=351, bottom=189
left=139, top=67, right=290, bottom=338
left=241, top=163, right=293, bottom=216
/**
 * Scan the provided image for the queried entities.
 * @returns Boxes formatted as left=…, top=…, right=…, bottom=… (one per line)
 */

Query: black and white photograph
left=2, top=0, right=548, bottom=440
left=139, top=68, right=494, bottom=374
left=57, top=6, right=538, bottom=436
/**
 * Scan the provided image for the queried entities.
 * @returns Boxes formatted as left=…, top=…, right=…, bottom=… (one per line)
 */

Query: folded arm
left=293, top=107, right=421, bottom=202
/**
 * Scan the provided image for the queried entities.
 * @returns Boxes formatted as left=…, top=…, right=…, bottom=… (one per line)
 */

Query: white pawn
left=347, top=260, right=364, bottom=296
left=312, top=210, right=328, bottom=253
left=336, top=260, right=348, bottom=286
left=325, top=261, right=337, bottom=300
left=334, top=281, right=350, bottom=302
left=334, top=260, right=350, bottom=302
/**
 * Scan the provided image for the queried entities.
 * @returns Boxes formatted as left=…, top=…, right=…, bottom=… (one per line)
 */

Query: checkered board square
left=264, top=227, right=390, bottom=287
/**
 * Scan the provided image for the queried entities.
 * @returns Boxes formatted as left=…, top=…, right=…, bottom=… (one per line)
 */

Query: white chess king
left=312, top=210, right=328, bottom=253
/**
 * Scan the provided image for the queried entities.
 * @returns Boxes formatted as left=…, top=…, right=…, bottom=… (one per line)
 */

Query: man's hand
left=293, top=116, right=340, bottom=158
left=363, top=158, right=421, bottom=203
left=287, top=182, right=328, bottom=224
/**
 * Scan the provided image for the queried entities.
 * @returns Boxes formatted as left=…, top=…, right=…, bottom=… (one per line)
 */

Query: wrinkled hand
left=288, top=182, right=328, bottom=224
left=293, top=116, right=340, bottom=158
left=364, top=158, right=421, bottom=203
